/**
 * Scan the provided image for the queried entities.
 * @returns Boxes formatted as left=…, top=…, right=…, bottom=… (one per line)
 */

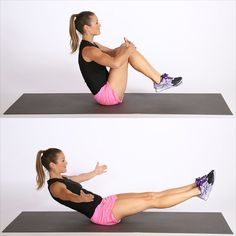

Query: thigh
left=112, top=196, right=154, bottom=220
left=116, top=192, right=150, bottom=200
left=108, top=62, right=128, bottom=100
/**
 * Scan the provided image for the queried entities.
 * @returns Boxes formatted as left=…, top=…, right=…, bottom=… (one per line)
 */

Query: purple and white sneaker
left=195, top=175, right=207, bottom=188
left=198, top=181, right=213, bottom=201
left=154, top=73, right=183, bottom=92
left=207, top=170, right=215, bottom=185
left=195, top=170, right=215, bottom=186
left=196, top=170, right=215, bottom=201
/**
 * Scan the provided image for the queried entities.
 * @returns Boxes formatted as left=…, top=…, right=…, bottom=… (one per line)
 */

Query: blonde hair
left=69, top=11, right=95, bottom=53
left=35, top=148, right=62, bottom=189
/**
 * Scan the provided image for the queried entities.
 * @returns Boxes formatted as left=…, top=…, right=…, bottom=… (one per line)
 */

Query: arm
left=67, top=162, right=107, bottom=183
left=95, top=38, right=136, bottom=57
left=94, top=42, right=118, bottom=57
left=82, top=43, right=135, bottom=69
left=50, top=182, right=94, bottom=203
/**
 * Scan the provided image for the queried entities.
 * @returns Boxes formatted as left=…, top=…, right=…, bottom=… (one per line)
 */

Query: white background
left=0, top=0, right=235, bottom=114
left=0, top=1, right=235, bottom=236
left=0, top=118, right=235, bottom=235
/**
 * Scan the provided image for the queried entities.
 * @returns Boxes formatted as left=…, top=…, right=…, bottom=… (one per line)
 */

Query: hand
left=120, top=42, right=129, bottom=48
left=124, top=37, right=136, bottom=54
left=94, top=162, right=107, bottom=175
left=79, top=190, right=94, bottom=202
left=124, top=37, right=136, bottom=48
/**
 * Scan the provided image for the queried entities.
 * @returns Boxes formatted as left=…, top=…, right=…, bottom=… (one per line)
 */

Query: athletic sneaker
left=198, top=181, right=213, bottom=201
left=195, top=170, right=215, bottom=187
left=196, top=170, right=215, bottom=201
left=207, top=170, right=215, bottom=185
left=153, top=73, right=183, bottom=92
left=195, top=175, right=207, bottom=188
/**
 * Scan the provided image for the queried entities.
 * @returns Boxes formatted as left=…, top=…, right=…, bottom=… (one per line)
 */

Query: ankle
left=154, top=75, right=161, bottom=84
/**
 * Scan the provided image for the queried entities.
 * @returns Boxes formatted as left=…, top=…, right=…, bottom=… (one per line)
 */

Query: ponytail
left=35, top=148, right=62, bottom=189
left=69, top=11, right=95, bottom=54
left=36, top=150, right=45, bottom=189
left=69, top=14, right=79, bottom=54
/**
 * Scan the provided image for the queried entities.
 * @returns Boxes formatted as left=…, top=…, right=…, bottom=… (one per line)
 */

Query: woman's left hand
left=94, top=162, right=107, bottom=175
left=124, top=37, right=136, bottom=48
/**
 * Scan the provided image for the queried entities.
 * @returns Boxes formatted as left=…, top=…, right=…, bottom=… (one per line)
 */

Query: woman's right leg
left=116, top=183, right=196, bottom=200
left=112, top=187, right=200, bottom=221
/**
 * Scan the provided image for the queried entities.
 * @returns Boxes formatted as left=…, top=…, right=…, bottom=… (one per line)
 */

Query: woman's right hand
left=78, top=190, right=94, bottom=203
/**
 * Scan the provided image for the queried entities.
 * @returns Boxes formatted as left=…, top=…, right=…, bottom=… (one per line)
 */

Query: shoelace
left=160, top=73, right=173, bottom=84
left=196, top=176, right=207, bottom=187
left=154, top=73, right=173, bottom=89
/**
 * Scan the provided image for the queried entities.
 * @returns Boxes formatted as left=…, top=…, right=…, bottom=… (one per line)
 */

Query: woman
left=36, top=148, right=215, bottom=226
left=69, top=11, right=183, bottom=106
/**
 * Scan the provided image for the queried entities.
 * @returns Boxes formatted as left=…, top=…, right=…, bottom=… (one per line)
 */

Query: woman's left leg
left=116, top=183, right=196, bottom=200
left=111, top=46, right=162, bottom=83
left=128, top=50, right=162, bottom=83
left=112, top=187, right=200, bottom=221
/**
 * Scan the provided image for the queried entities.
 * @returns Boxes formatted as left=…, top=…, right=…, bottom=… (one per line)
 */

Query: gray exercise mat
left=2, top=211, right=233, bottom=234
left=3, top=93, right=232, bottom=115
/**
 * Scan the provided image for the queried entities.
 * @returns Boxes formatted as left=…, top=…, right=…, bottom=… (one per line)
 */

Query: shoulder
left=49, top=181, right=66, bottom=195
left=82, top=46, right=103, bottom=62
left=83, top=45, right=101, bottom=54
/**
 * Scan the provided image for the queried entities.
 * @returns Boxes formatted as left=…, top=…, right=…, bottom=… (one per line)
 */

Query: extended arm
left=66, top=162, right=107, bottom=183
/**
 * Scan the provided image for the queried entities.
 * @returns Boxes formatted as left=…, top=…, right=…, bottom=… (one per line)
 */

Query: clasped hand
left=120, top=37, right=136, bottom=52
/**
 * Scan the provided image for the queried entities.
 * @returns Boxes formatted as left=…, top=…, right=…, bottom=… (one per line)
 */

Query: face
left=50, top=152, right=68, bottom=173
left=84, top=14, right=101, bottom=35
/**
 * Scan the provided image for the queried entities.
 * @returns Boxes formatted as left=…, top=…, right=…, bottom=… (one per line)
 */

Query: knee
left=128, top=49, right=137, bottom=60
left=144, top=192, right=156, bottom=201
left=143, top=192, right=161, bottom=208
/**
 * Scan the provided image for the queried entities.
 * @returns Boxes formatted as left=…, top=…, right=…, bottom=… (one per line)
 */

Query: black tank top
left=47, top=177, right=102, bottom=218
left=78, top=40, right=109, bottom=95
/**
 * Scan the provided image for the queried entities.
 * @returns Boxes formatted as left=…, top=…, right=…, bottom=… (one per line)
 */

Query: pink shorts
left=90, top=195, right=120, bottom=225
left=94, top=82, right=123, bottom=106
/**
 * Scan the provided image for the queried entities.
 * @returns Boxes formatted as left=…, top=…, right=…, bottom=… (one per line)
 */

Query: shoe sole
left=173, top=80, right=183, bottom=87
left=155, top=80, right=183, bottom=92
left=207, top=170, right=215, bottom=185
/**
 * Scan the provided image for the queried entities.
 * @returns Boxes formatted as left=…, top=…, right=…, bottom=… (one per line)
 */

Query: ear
left=49, top=162, right=55, bottom=169
left=83, top=25, right=90, bottom=34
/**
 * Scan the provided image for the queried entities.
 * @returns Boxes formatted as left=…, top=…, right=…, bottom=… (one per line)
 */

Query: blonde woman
left=69, top=11, right=183, bottom=106
left=36, top=148, right=215, bottom=226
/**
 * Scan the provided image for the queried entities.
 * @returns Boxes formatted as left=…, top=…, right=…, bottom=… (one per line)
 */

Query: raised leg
left=128, top=50, right=161, bottom=83
left=158, top=183, right=196, bottom=196
left=112, top=186, right=200, bottom=221
left=116, top=183, right=196, bottom=200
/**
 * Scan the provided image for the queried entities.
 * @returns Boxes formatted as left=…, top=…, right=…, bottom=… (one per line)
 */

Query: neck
left=49, top=171, right=62, bottom=179
left=82, top=34, right=94, bottom=43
